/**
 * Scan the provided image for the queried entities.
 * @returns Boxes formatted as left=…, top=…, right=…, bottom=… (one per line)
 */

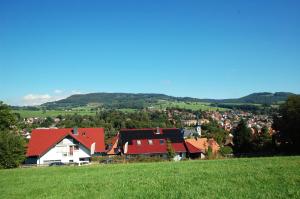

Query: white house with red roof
left=26, top=128, right=105, bottom=165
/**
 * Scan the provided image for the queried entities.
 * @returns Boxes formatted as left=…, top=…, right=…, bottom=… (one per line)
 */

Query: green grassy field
left=12, top=101, right=228, bottom=118
left=0, top=157, right=299, bottom=199
left=154, top=101, right=229, bottom=111
left=13, top=109, right=96, bottom=118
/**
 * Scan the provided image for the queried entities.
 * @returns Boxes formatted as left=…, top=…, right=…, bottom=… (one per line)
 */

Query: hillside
left=0, top=157, right=299, bottom=199
left=42, top=92, right=296, bottom=109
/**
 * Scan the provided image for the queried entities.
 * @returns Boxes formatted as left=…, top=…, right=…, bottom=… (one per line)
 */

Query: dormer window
left=159, top=139, right=165, bottom=144
left=148, top=139, right=153, bottom=145
left=159, top=139, right=164, bottom=145
left=137, top=140, right=141, bottom=145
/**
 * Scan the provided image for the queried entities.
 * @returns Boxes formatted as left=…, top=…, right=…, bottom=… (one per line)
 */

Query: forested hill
left=43, top=93, right=200, bottom=109
left=42, top=92, right=296, bottom=109
left=201, top=92, right=296, bottom=104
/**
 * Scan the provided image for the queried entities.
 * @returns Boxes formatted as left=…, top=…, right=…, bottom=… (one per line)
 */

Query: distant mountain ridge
left=200, top=92, right=296, bottom=104
left=42, top=92, right=297, bottom=109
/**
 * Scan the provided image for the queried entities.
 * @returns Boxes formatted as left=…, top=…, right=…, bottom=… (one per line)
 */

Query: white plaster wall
left=38, top=137, right=91, bottom=165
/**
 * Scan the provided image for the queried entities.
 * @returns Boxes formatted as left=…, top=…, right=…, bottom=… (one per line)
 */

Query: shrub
left=220, top=146, right=233, bottom=156
left=206, top=146, right=214, bottom=159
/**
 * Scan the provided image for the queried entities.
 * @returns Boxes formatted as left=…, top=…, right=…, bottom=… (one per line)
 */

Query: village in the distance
left=1, top=92, right=292, bottom=166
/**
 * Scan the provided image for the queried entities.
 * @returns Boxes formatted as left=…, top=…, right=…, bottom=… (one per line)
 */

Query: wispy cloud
left=22, top=94, right=53, bottom=106
left=21, top=90, right=83, bottom=106
left=54, top=89, right=64, bottom=94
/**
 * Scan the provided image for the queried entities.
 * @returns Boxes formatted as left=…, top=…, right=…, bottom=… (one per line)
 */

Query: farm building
left=108, top=128, right=187, bottom=160
left=26, top=128, right=105, bottom=165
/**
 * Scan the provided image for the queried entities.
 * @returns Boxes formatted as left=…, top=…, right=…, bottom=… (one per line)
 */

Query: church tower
left=195, top=114, right=201, bottom=137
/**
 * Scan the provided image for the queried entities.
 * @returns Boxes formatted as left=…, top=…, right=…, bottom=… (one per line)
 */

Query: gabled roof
left=125, top=139, right=187, bottom=155
left=26, top=128, right=105, bottom=157
left=185, top=142, right=203, bottom=154
left=118, top=128, right=183, bottom=146
left=107, top=135, right=119, bottom=155
left=185, top=138, right=220, bottom=154
left=118, top=128, right=187, bottom=155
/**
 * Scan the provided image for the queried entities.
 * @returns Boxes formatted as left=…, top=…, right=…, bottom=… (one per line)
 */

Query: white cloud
left=54, top=89, right=63, bottom=94
left=22, top=94, right=52, bottom=106
left=20, top=90, right=84, bottom=106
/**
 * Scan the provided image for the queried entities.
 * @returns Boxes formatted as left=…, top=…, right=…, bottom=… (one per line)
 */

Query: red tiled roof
left=125, top=139, right=186, bottom=155
left=185, top=138, right=220, bottom=154
left=185, top=142, right=203, bottom=153
left=120, top=128, right=178, bottom=132
left=26, top=128, right=105, bottom=157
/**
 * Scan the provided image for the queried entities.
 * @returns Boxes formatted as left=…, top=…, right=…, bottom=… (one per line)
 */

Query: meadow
left=154, top=101, right=228, bottom=111
left=0, top=156, right=299, bottom=199
left=12, top=101, right=227, bottom=118
left=13, top=108, right=96, bottom=118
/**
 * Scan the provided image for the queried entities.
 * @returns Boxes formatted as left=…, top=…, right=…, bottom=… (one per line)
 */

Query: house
left=185, top=138, right=220, bottom=159
left=114, top=128, right=187, bottom=160
left=26, top=128, right=105, bottom=165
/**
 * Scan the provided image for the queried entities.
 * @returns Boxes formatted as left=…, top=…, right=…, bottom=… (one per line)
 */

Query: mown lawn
left=0, top=157, right=299, bottom=199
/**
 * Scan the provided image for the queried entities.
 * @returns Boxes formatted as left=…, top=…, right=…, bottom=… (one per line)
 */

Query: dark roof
left=118, top=128, right=187, bottom=154
left=118, top=128, right=184, bottom=147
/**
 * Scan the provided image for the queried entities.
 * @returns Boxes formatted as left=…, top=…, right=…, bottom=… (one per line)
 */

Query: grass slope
left=154, top=101, right=228, bottom=111
left=0, top=157, right=299, bottom=199
left=13, top=109, right=96, bottom=118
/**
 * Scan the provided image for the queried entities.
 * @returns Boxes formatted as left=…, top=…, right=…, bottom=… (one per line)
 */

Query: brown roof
left=185, top=138, right=220, bottom=154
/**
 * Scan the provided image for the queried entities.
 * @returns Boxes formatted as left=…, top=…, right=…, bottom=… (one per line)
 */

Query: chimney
left=156, top=127, right=160, bottom=134
left=72, top=127, right=78, bottom=135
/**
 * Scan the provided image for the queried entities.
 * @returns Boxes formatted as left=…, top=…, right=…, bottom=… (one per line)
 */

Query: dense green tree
left=40, top=117, right=54, bottom=127
left=0, top=102, right=16, bottom=130
left=252, top=126, right=272, bottom=152
left=273, top=95, right=300, bottom=152
left=202, top=120, right=227, bottom=145
left=233, top=119, right=253, bottom=154
left=166, top=139, right=175, bottom=160
left=0, top=102, right=26, bottom=169
left=0, top=131, right=26, bottom=169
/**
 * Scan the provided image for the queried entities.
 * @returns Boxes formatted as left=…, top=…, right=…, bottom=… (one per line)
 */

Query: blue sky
left=0, top=0, right=299, bottom=105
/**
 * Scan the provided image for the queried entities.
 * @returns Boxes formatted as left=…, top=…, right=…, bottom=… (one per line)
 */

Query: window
left=137, top=140, right=141, bottom=145
left=62, top=152, right=67, bottom=157
left=159, top=139, right=164, bottom=145
left=74, top=145, right=79, bottom=150
left=69, top=146, right=73, bottom=156
left=148, top=139, right=153, bottom=145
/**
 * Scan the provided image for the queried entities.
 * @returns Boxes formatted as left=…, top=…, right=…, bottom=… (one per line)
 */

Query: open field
left=154, top=101, right=229, bottom=111
left=12, top=101, right=228, bottom=118
left=0, top=156, right=299, bottom=199
left=13, top=109, right=96, bottom=118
